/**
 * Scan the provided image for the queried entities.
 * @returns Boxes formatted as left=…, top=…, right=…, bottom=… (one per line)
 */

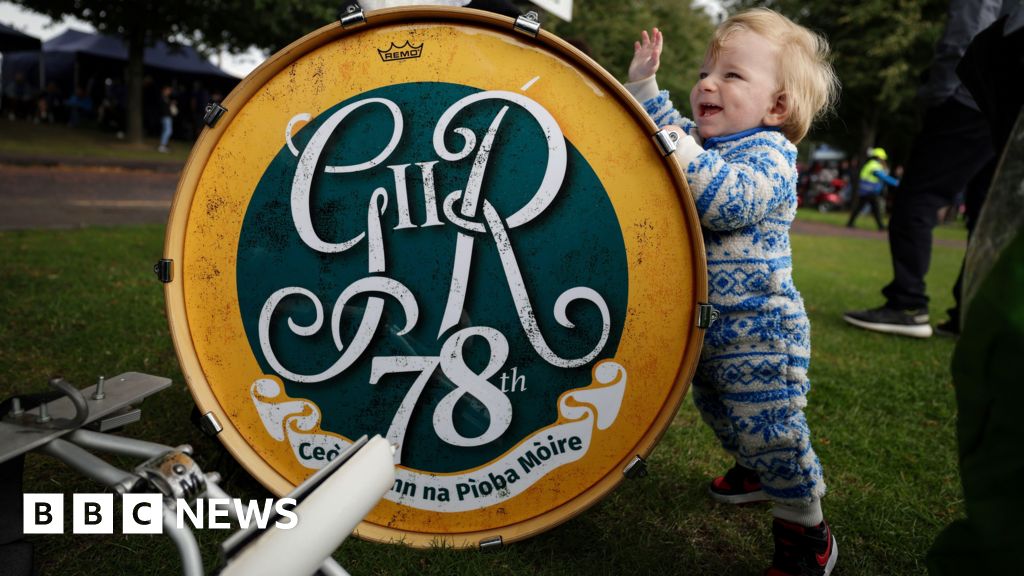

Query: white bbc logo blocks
left=122, top=494, right=163, bottom=534
left=73, top=494, right=114, bottom=534
left=23, top=493, right=64, bottom=534
left=22, top=493, right=295, bottom=533
left=24, top=494, right=163, bottom=534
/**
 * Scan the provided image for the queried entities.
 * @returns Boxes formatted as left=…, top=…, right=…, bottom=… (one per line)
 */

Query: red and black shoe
left=708, top=463, right=769, bottom=504
left=764, top=518, right=837, bottom=576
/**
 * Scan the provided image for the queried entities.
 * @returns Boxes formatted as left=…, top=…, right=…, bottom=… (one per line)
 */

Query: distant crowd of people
left=2, top=72, right=222, bottom=148
left=796, top=155, right=918, bottom=225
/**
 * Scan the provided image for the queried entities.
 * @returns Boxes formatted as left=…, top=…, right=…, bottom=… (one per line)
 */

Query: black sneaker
left=935, top=318, right=960, bottom=337
left=708, top=463, right=769, bottom=504
left=765, top=518, right=837, bottom=576
left=842, top=305, right=932, bottom=338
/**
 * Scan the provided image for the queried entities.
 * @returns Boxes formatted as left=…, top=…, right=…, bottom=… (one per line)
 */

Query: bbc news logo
left=24, top=494, right=298, bottom=534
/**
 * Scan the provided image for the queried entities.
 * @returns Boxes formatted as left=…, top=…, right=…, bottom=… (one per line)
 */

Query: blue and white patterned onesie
left=643, top=90, right=825, bottom=505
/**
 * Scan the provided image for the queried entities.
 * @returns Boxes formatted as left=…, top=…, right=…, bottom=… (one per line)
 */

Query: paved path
left=0, top=161, right=968, bottom=250
left=0, top=164, right=179, bottom=230
left=791, top=218, right=966, bottom=249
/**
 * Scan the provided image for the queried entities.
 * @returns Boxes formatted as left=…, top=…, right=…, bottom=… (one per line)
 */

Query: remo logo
left=164, top=11, right=705, bottom=546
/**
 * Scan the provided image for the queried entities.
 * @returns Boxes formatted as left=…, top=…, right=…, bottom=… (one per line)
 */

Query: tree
left=728, top=0, right=948, bottom=163
left=547, top=0, right=716, bottom=117
left=13, top=0, right=338, bottom=144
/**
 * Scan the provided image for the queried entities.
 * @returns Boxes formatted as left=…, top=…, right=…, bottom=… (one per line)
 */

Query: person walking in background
left=846, top=147, right=899, bottom=230
left=3, top=72, right=34, bottom=120
left=158, top=85, right=177, bottom=153
left=625, top=9, right=840, bottom=575
left=843, top=0, right=1015, bottom=339
left=65, top=86, right=93, bottom=128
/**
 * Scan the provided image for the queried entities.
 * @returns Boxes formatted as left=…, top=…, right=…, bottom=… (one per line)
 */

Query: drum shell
left=162, top=6, right=707, bottom=547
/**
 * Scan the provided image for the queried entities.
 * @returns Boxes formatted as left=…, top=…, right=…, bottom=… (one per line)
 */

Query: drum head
left=163, top=6, right=706, bottom=547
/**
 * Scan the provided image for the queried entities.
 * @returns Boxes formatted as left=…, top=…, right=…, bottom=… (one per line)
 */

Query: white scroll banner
left=250, top=360, right=626, bottom=512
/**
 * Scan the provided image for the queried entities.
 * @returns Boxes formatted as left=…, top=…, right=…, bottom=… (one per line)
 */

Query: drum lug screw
left=514, top=11, right=542, bottom=36
left=654, top=129, right=678, bottom=156
left=623, top=455, right=648, bottom=479
left=340, top=2, right=367, bottom=28
left=203, top=102, right=227, bottom=127
left=697, top=303, right=720, bottom=329
left=199, top=411, right=224, bottom=436
left=480, top=536, right=503, bottom=551
left=154, top=259, right=174, bottom=283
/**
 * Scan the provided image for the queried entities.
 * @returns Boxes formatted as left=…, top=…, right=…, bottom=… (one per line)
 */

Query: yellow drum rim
left=162, top=6, right=707, bottom=548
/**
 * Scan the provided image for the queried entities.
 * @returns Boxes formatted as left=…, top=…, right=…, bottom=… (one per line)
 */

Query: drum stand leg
left=162, top=507, right=204, bottom=576
left=38, top=436, right=205, bottom=576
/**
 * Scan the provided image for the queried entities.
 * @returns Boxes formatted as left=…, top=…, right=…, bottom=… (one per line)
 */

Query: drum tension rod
left=198, top=411, right=224, bottom=437
left=623, top=455, right=648, bottom=479
left=480, top=536, right=503, bottom=551
left=339, top=2, right=366, bottom=28
left=154, top=259, right=174, bottom=283
left=654, top=129, right=679, bottom=157
left=514, top=11, right=542, bottom=37
left=204, top=102, right=227, bottom=128
left=697, top=303, right=720, bottom=329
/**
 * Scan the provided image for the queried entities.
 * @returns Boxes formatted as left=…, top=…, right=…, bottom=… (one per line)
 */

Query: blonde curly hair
left=707, top=8, right=840, bottom=143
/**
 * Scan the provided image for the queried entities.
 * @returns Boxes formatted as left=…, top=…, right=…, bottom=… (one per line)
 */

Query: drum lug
left=198, top=411, right=224, bottom=437
left=154, top=259, right=174, bottom=283
left=340, top=2, right=366, bottom=29
left=203, top=102, right=227, bottom=128
left=623, top=455, right=648, bottom=479
left=479, top=535, right=503, bottom=551
left=653, top=129, right=679, bottom=156
left=514, top=11, right=542, bottom=36
left=697, top=303, right=719, bottom=329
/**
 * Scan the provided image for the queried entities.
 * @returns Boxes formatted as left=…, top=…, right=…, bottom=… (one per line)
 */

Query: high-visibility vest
left=858, top=159, right=885, bottom=196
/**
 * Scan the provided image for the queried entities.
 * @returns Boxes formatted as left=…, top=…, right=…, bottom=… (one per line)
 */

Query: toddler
left=625, top=8, right=840, bottom=576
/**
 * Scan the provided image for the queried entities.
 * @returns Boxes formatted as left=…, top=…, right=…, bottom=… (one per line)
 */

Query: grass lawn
left=0, top=119, right=191, bottom=163
left=0, top=225, right=964, bottom=575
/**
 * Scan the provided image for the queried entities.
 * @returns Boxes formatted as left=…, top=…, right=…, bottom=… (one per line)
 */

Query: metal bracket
left=198, top=411, right=223, bottom=437
left=203, top=102, right=227, bottom=127
left=654, top=129, right=679, bottom=156
left=154, top=259, right=173, bottom=283
left=514, top=11, right=541, bottom=36
left=623, top=455, right=648, bottom=479
left=4, top=377, right=89, bottom=430
left=1, top=373, right=172, bottom=466
left=86, top=406, right=142, bottom=432
left=135, top=449, right=207, bottom=502
left=340, top=2, right=366, bottom=28
left=480, top=536, right=503, bottom=551
left=697, top=303, right=719, bottom=329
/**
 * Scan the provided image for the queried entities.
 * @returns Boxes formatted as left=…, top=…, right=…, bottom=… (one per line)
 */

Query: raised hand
left=628, top=28, right=663, bottom=83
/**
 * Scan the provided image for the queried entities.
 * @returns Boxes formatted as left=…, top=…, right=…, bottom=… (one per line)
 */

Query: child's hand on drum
left=629, top=28, right=663, bottom=83
left=665, top=124, right=703, bottom=146
left=663, top=125, right=686, bottom=141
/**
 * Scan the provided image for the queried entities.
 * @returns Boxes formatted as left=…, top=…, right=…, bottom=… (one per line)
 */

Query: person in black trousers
left=843, top=0, right=1013, bottom=339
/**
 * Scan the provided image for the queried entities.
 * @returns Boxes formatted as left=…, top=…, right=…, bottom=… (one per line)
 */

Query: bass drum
left=163, top=6, right=707, bottom=548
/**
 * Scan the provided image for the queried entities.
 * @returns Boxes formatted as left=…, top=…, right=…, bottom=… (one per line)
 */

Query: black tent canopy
left=0, top=22, right=41, bottom=53
left=41, top=29, right=235, bottom=79
left=1, top=28, right=237, bottom=132
left=2, top=28, right=237, bottom=97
